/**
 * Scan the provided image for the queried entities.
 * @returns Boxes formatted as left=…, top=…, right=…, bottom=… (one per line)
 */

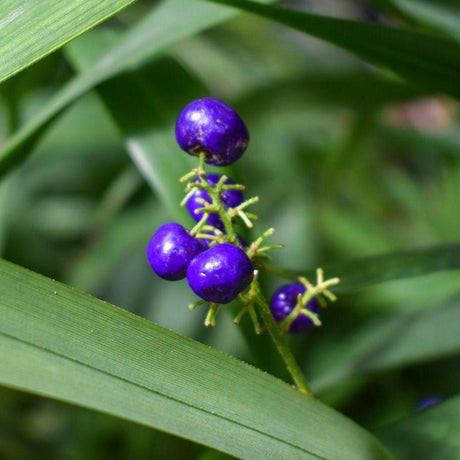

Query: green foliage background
left=1, top=0, right=460, bottom=458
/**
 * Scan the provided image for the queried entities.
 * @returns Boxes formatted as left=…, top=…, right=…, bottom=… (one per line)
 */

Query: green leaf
left=370, top=0, right=460, bottom=41
left=237, top=72, right=424, bottom=112
left=310, top=297, right=460, bottom=392
left=0, top=180, right=9, bottom=254
left=66, top=30, right=203, bottom=221
left=0, top=0, right=137, bottom=83
left=0, top=258, right=392, bottom=459
left=205, top=0, right=460, bottom=98
left=0, top=0, right=273, bottom=178
left=377, top=395, right=460, bottom=460
left=262, top=242, right=460, bottom=292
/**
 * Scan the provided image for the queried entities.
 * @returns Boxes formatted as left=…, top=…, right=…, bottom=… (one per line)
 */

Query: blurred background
left=1, top=0, right=459, bottom=458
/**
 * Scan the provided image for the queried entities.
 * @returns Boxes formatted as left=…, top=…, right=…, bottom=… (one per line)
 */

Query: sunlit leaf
left=0, top=0, right=136, bottom=83
left=0, top=258, right=392, bottom=459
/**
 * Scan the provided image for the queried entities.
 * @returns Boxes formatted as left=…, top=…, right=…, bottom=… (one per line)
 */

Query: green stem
left=251, top=278, right=312, bottom=396
left=205, top=180, right=236, bottom=241
left=191, top=153, right=236, bottom=241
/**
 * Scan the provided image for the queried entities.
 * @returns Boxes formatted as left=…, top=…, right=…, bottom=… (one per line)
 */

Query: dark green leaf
left=237, top=72, right=424, bottom=113
left=370, top=0, right=460, bottom=40
left=0, top=0, right=274, bottom=178
left=206, top=0, right=460, bottom=98
left=261, top=242, right=460, bottom=292
left=377, top=395, right=460, bottom=460
left=310, top=297, right=460, bottom=392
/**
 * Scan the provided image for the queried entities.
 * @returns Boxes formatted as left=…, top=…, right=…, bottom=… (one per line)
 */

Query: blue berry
left=175, top=98, right=249, bottom=166
left=186, top=243, right=253, bottom=303
left=186, top=173, right=244, bottom=228
left=270, top=283, right=320, bottom=333
left=417, top=396, right=443, bottom=411
left=146, top=222, right=203, bottom=281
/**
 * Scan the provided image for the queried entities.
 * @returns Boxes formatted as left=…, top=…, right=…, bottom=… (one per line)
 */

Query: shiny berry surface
left=146, top=223, right=203, bottom=281
left=270, top=283, right=320, bottom=333
left=186, top=173, right=244, bottom=228
left=175, top=98, right=249, bottom=166
left=186, top=243, right=253, bottom=303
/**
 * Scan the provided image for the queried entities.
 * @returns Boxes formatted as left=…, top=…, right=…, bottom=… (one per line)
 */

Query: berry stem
left=204, top=181, right=237, bottom=242
left=250, top=274, right=312, bottom=396
left=205, top=303, right=219, bottom=327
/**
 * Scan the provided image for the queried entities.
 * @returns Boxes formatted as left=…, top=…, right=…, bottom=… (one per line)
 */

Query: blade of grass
left=260, top=242, right=460, bottom=292
left=236, top=72, right=424, bottom=113
left=369, top=0, right=460, bottom=41
left=0, top=0, right=274, bottom=178
left=0, top=0, right=137, bottom=83
left=376, top=395, right=460, bottom=460
left=0, top=258, right=393, bottom=459
left=205, top=0, right=460, bottom=98
left=310, top=297, right=460, bottom=392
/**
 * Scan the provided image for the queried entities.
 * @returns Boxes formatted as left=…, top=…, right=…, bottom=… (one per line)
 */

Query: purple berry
left=146, top=222, right=203, bottom=281
left=270, top=283, right=320, bottom=333
left=175, top=98, right=249, bottom=166
left=186, top=173, right=244, bottom=228
left=417, top=396, right=443, bottom=411
left=186, top=243, right=254, bottom=303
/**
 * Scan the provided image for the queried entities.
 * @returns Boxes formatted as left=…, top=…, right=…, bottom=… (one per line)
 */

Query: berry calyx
left=270, top=283, right=320, bottom=333
left=186, top=243, right=254, bottom=303
left=175, top=98, right=249, bottom=166
left=186, top=173, right=244, bottom=229
left=146, top=222, right=204, bottom=281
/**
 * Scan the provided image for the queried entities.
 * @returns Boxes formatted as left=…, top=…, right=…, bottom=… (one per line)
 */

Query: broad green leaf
left=0, top=0, right=136, bottom=83
left=370, top=0, right=460, bottom=41
left=0, top=258, right=392, bottom=459
left=309, top=297, right=460, bottom=392
left=0, top=0, right=273, bottom=178
left=262, top=242, right=460, bottom=292
left=65, top=36, right=294, bottom=378
left=206, top=0, right=460, bottom=98
left=377, top=395, right=460, bottom=460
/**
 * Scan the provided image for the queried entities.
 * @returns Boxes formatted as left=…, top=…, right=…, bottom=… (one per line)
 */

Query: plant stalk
left=251, top=277, right=312, bottom=396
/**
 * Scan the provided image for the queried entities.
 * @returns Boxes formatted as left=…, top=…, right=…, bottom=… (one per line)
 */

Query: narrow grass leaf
left=0, top=0, right=273, bottom=178
left=205, top=0, right=460, bottom=98
left=0, top=0, right=136, bottom=83
left=310, top=297, right=460, bottom=392
left=377, top=395, right=460, bottom=460
left=237, top=72, right=424, bottom=113
left=370, top=0, right=460, bottom=40
left=0, top=258, right=392, bottom=459
left=262, top=242, right=460, bottom=292
left=66, top=31, right=203, bottom=221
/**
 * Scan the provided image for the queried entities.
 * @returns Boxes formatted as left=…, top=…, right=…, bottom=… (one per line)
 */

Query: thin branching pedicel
left=147, top=98, right=341, bottom=396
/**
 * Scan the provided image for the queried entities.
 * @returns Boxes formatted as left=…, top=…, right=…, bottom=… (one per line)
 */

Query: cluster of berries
left=146, top=98, right=254, bottom=307
left=146, top=97, right=338, bottom=332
